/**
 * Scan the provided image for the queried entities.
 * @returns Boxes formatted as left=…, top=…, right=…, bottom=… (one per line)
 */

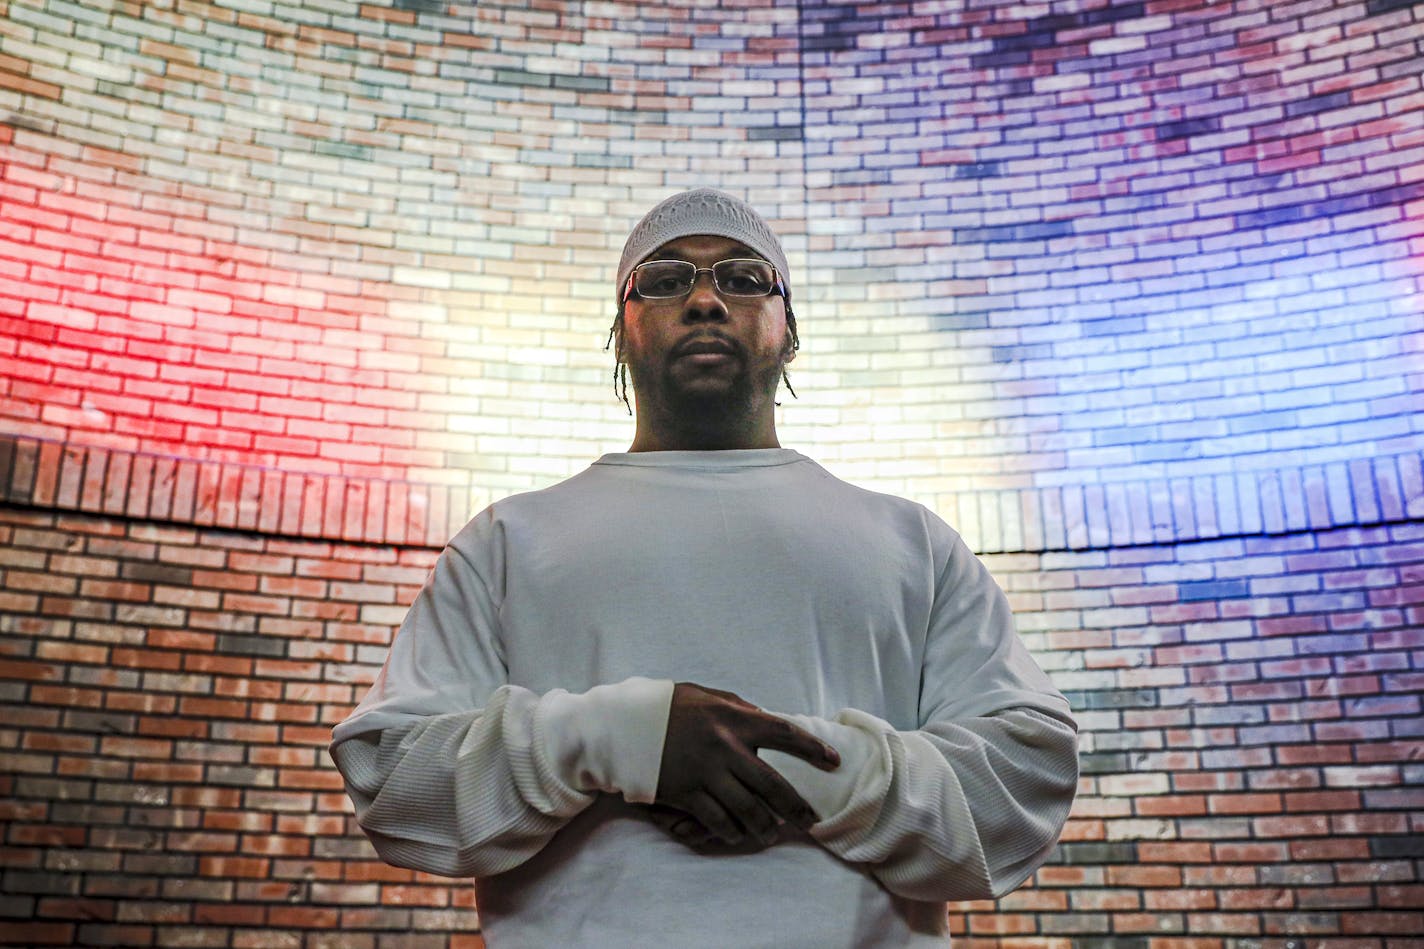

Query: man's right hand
left=654, top=682, right=841, bottom=848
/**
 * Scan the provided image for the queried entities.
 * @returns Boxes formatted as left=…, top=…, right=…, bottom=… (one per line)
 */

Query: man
left=331, top=188, right=1079, bottom=947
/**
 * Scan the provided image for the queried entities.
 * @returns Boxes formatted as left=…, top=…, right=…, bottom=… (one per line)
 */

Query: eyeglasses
left=626, top=258, right=783, bottom=301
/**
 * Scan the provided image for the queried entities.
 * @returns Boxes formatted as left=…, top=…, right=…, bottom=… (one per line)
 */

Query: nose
left=681, top=270, right=728, bottom=323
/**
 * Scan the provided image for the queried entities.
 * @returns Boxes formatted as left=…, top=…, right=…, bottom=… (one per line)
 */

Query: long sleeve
left=332, top=685, right=580, bottom=878
left=761, top=527, right=1079, bottom=902
left=332, top=677, right=673, bottom=877
left=330, top=518, right=674, bottom=878
left=762, top=705, right=1077, bottom=901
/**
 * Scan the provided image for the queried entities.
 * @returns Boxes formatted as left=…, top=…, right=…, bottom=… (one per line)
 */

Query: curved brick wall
left=2, top=0, right=1422, bottom=946
left=2, top=0, right=1420, bottom=529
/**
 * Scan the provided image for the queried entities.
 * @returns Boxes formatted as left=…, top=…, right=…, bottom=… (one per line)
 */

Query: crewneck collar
left=593, top=448, right=807, bottom=469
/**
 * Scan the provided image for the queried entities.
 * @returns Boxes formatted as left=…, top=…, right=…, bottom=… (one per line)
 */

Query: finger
left=685, top=790, right=744, bottom=846
left=732, top=756, right=821, bottom=830
left=697, top=683, right=754, bottom=708
left=646, top=806, right=717, bottom=849
left=672, top=818, right=717, bottom=850
left=751, top=715, right=841, bottom=771
left=645, top=805, right=690, bottom=833
left=709, top=774, right=779, bottom=845
left=670, top=815, right=705, bottom=841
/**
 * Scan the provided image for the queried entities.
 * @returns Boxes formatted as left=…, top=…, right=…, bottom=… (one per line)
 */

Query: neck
left=628, top=400, right=781, bottom=452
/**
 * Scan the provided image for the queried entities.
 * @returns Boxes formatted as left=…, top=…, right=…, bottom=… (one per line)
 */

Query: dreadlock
left=604, top=300, right=800, bottom=416
left=605, top=309, right=632, bottom=415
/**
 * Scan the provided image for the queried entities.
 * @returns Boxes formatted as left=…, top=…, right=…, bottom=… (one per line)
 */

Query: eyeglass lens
left=634, top=259, right=775, bottom=298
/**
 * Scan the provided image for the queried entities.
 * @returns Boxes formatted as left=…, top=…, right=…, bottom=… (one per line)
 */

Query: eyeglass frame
left=621, top=257, right=788, bottom=304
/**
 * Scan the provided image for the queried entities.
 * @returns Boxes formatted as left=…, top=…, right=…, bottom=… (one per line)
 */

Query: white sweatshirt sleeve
left=331, top=677, right=673, bottom=878
left=761, top=527, right=1079, bottom=902
left=761, top=706, right=1077, bottom=901
left=330, top=526, right=674, bottom=878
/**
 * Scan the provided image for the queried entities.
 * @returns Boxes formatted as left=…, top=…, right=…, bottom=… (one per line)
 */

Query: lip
left=679, top=351, right=736, bottom=366
left=674, top=337, right=739, bottom=360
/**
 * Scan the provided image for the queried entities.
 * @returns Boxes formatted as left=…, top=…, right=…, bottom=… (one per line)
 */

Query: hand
left=645, top=803, right=781, bottom=855
left=654, top=682, right=841, bottom=848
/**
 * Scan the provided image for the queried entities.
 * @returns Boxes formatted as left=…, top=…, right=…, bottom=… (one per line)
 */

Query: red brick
left=28, top=684, right=104, bottom=708
left=1138, top=794, right=1206, bottom=817
left=137, top=715, right=207, bottom=740
left=248, top=747, right=316, bottom=768
left=1207, top=792, right=1282, bottom=815
left=246, top=703, right=318, bottom=725
left=219, top=593, right=291, bottom=616
left=212, top=676, right=283, bottom=701
left=11, top=823, right=87, bottom=847
left=110, top=648, right=182, bottom=672
left=1379, top=885, right=1424, bottom=909
left=1145, top=888, right=1218, bottom=911
left=145, top=629, right=216, bottom=652
left=131, top=762, right=204, bottom=784
left=105, top=692, right=177, bottom=715
left=192, top=903, right=265, bottom=926
left=98, top=736, right=172, bottom=759
left=1216, top=888, right=1292, bottom=911
left=1285, top=789, right=1363, bottom=812
left=197, top=856, right=268, bottom=879
left=1212, top=842, right=1290, bottom=863
left=0, top=923, right=77, bottom=946
left=267, top=905, right=339, bottom=928
left=22, top=732, right=96, bottom=754
left=1140, top=842, right=1214, bottom=863
left=966, top=911, right=1036, bottom=935
left=1342, top=912, right=1424, bottom=934
left=177, top=696, right=249, bottom=719
left=1290, top=837, right=1370, bottom=860
left=58, top=755, right=128, bottom=778
left=258, top=575, right=327, bottom=598
left=0, top=658, right=65, bottom=682
left=240, top=834, right=313, bottom=858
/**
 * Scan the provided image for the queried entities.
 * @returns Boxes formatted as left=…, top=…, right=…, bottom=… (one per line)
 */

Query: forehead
left=646, top=234, right=761, bottom=264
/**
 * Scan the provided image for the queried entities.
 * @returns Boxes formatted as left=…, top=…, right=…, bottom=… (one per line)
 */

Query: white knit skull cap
left=616, top=188, right=790, bottom=302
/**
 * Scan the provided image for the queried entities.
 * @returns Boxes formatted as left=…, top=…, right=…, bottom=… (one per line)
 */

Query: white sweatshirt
left=331, top=449, right=1079, bottom=948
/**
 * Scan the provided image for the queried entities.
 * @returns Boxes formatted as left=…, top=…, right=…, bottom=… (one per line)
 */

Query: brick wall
left=2, top=0, right=1423, bottom=945
left=3, top=499, right=1421, bottom=947
left=980, top=530, right=1424, bottom=947
left=0, top=504, right=481, bottom=949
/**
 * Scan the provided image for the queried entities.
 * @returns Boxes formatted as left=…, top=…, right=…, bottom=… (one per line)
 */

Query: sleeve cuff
left=757, top=710, right=888, bottom=825
left=536, top=676, right=675, bottom=804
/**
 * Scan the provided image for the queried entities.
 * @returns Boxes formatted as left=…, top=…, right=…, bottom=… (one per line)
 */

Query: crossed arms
left=330, top=536, right=1080, bottom=902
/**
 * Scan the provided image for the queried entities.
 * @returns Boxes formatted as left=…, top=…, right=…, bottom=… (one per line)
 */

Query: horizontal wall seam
left=2, top=434, right=1419, bottom=553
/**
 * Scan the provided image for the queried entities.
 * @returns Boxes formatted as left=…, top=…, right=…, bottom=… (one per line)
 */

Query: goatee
left=628, top=355, right=784, bottom=450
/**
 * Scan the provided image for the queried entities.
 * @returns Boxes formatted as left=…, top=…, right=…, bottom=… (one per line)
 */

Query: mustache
left=671, top=332, right=743, bottom=359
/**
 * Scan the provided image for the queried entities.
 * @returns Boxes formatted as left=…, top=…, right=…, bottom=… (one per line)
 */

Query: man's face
left=618, top=234, right=794, bottom=419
